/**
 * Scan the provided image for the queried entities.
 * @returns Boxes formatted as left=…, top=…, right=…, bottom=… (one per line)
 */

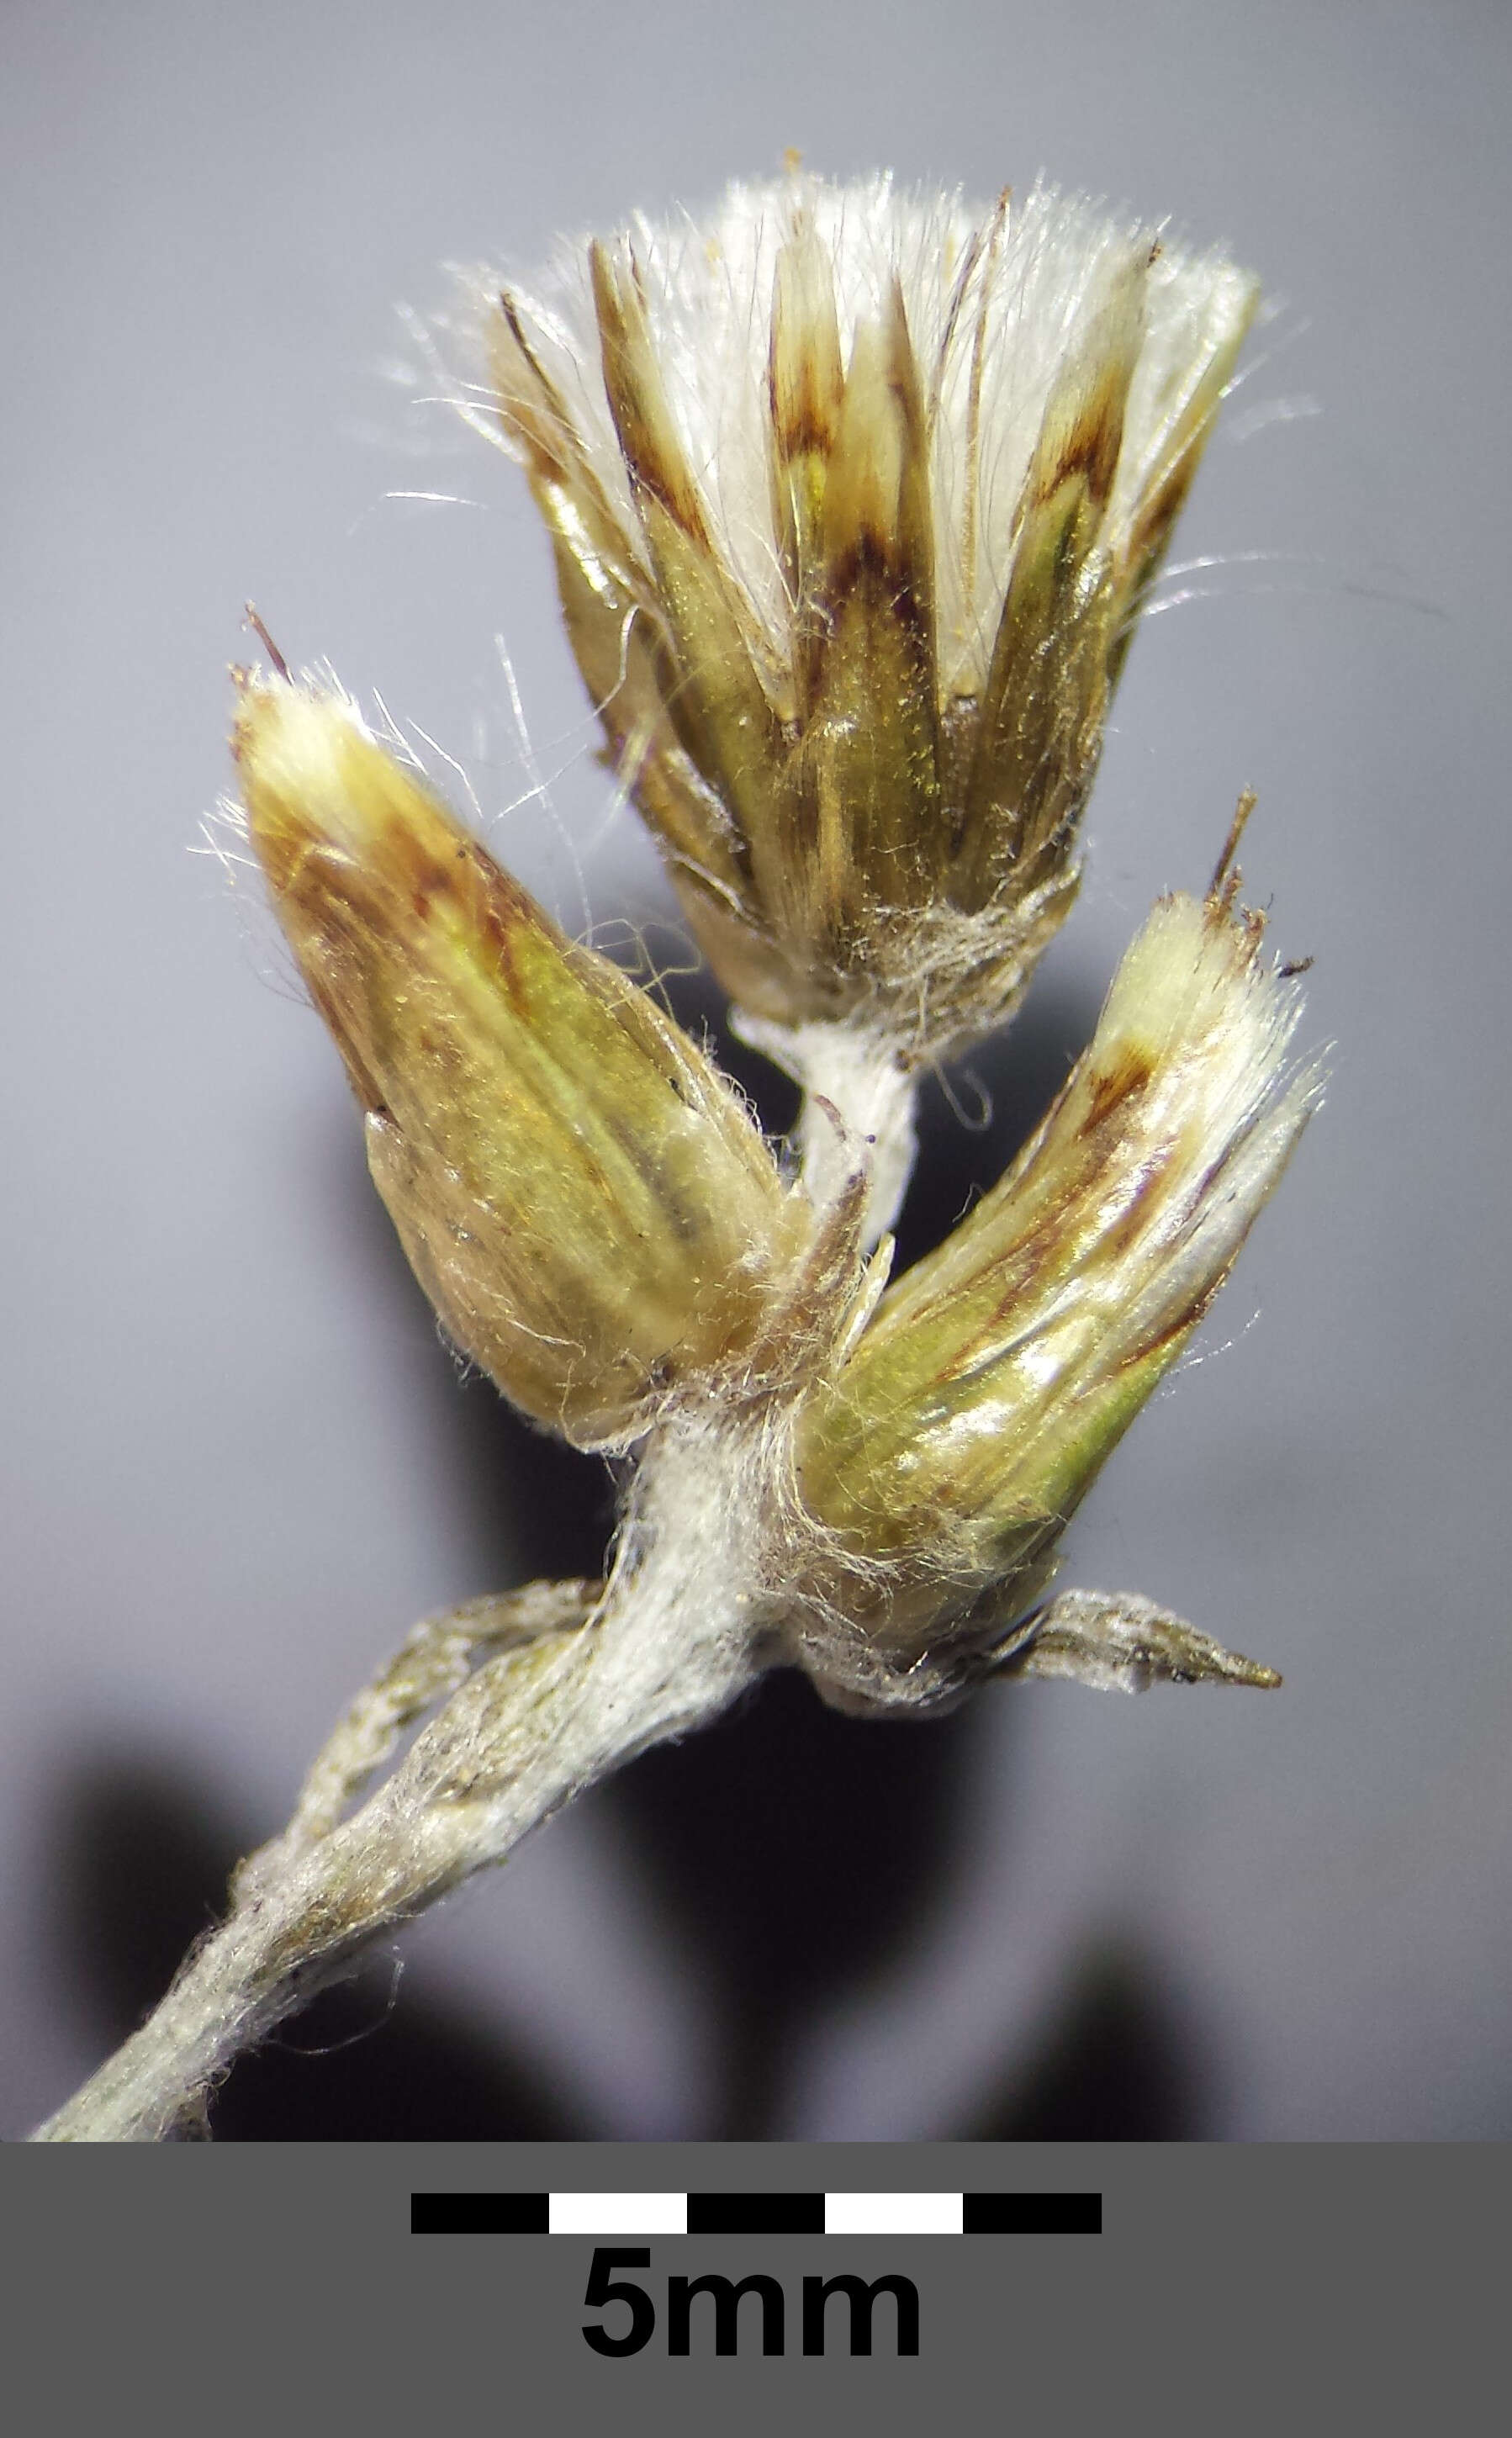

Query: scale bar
left=965, top=2192, right=1101, bottom=2234
left=412, top=2192, right=548, bottom=2234
left=686, top=2192, right=825, bottom=2235
left=549, top=2192, right=688, bottom=2235
left=824, top=2192, right=964, bottom=2234
left=412, top=2190, right=1101, bottom=2237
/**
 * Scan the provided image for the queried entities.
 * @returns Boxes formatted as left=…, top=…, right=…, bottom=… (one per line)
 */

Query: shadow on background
left=48, top=1756, right=597, bottom=2140
left=970, top=1946, right=1211, bottom=2141
left=42, top=963, right=1213, bottom=2139
left=605, top=1667, right=981, bottom=2140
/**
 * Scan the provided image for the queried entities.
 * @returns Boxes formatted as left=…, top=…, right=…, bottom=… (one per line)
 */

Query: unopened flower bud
left=480, top=173, right=1256, bottom=1063
left=792, top=837, right=1321, bottom=1691
left=234, top=677, right=812, bottom=1447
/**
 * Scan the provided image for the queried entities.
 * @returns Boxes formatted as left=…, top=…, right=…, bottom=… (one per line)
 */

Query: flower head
left=478, top=171, right=1257, bottom=1060
left=790, top=827, right=1321, bottom=1701
left=234, top=675, right=815, bottom=1448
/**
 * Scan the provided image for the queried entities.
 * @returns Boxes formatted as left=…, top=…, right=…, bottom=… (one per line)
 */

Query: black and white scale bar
left=411, top=2191, right=1100, bottom=2237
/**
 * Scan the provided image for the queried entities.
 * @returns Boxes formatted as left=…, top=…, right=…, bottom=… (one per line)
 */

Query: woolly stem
left=732, top=1012, right=920, bottom=1245
left=31, top=1420, right=768, bottom=2143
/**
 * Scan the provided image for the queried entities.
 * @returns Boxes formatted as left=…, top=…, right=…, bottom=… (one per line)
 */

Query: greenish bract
left=235, top=680, right=815, bottom=1448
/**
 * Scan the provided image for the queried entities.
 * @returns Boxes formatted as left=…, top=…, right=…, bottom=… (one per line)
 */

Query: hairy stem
left=32, top=1420, right=767, bottom=2143
left=732, top=1010, right=919, bottom=1245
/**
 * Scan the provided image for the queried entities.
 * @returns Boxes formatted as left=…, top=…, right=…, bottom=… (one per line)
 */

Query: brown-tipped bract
left=794, top=881, right=1321, bottom=1674
left=235, top=680, right=812, bottom=1447
left=484, top=175, right=1257, bottom=1059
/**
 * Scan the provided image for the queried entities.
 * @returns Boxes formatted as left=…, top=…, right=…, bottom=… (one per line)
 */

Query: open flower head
left=234, top=676, right=814, bottom=1449
left=478, top=171, right=1257, bottom=1058
left=791, top=828, right=1321, bottom=1695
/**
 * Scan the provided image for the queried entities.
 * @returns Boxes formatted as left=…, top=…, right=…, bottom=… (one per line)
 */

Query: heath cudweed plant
left=34, top=171, right=1319, bottom=2143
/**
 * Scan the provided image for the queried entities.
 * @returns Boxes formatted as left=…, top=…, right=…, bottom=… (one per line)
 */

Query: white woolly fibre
left=489, top=173, right=1256, bottom=694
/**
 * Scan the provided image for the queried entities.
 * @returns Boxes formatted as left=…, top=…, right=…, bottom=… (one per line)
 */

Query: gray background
left=11, top=2145, right=1496, bottom=2425
left=3, top=0, right=1508, bottom=2141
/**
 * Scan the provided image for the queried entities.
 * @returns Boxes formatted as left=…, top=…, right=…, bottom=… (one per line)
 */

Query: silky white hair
left=488, top=172, right=1256, bottom=694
